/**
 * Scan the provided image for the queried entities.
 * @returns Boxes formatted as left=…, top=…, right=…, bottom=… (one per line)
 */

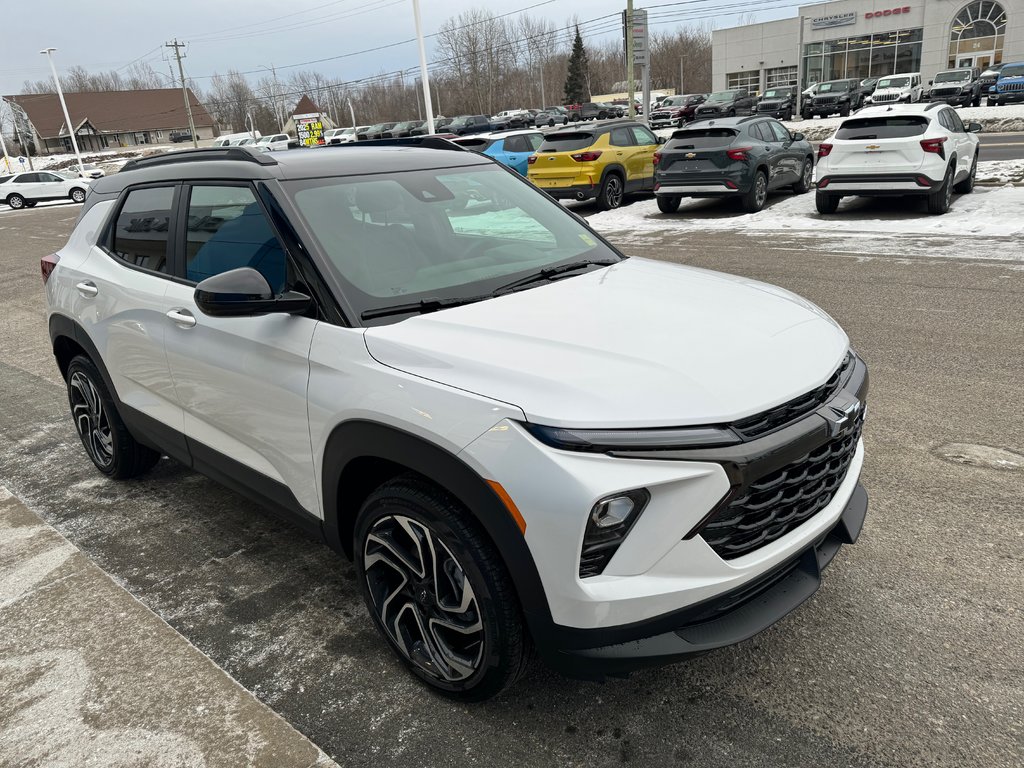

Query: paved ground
left=0, top=204, right=1021, bottom=767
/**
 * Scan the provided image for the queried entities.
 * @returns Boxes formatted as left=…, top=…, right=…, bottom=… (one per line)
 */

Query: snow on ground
left=585, top=185, right=1024, bottom=263
left=0, top=200, right=82, bottom=216
left=976, top=158, right=1024, bottom=185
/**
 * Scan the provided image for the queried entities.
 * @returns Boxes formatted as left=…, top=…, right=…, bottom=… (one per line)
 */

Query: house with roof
left=282, top=95, right=335, bottom=146
left=3, top=88, right=217, bottom=155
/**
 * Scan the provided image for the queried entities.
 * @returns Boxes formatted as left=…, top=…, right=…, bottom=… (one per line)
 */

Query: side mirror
left=791, top=132, right=805, bottom=142
left=194, top=267, right=311, bottom=318
left=966, top=122, right=983, bottom=133
left=657, top=136, right=667, bottom=144
left=928, top=80, right=933, bottom=86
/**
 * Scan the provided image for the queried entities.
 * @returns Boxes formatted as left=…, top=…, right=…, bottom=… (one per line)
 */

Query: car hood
left=872, top=87, right=910, bottom=95
left=363, top=258, right=849, bottom=428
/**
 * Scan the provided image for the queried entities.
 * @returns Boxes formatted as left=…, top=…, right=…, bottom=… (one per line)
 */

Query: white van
left=866, top=73, right=923, bottom=105
left=212, top=131, right=262, bottom=147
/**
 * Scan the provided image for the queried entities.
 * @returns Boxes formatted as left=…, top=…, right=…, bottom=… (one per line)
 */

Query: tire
left=596, top=172, right=625, bottom=210
left=69, top=187, right=87, bottom=203
left=24, top=201, right=37, bottom=208
left=793, top=158, right=813, bottom=194
left=6, top=193, right=25, bottom=209
left=784, top=110, right=793, bottom=121
left=355, top=475, right=529, bottom=701
left=815, top=191, right=840, bottom=214
left=741, top=170, right=768, bottom=213
left=677, top=118, right=685, bottom=129
left=973, top=92, right=981, bottom=108
left=954, top=152, right=978, bottom=194
left=840, top=104, right=850, bottom=117
left=927, top=163, right=955, bottom=214
left=656, top=195, right=681, bottom=214
left=547, top=119, right=554, bottom=127
left=65, top=355, right=160, bottom=479
left=727, top=109, right=736, bottom=117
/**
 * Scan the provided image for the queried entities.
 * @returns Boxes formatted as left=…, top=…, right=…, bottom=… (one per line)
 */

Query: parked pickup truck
left=447, top=115, right=511, bottom=136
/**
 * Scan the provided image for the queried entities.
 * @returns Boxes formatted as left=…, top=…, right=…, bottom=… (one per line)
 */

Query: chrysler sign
left=811, top=12, right=857, bottom=29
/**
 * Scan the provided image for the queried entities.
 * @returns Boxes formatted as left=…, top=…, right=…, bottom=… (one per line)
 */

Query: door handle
left=75, top=281, right=98, bottom=298
left=166, top=308, right=197, bottom=328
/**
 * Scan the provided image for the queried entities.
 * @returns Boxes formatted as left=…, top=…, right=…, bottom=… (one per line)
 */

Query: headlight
left=522, top=423, right=740, bottom=452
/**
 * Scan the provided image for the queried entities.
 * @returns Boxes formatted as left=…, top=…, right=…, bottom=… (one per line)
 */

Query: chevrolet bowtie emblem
left=865, top=144, right=880, bottom=150
left=685, top=152, right=696, bottom=159
left=821, top=393, right=861, bottom=437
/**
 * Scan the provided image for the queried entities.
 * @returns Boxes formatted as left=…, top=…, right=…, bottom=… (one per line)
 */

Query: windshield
left=1001, top=64, right=1024, bottom=78
left=285, top=165, right=619, bottom=324
left=448, top=116, right=472, bottom=127
left=660, top=96, right=686, bottom=106
left=934, top=70, right=971, bottom=83
left=762, top=90, right=788, bottom=98
left=877, top=77, right=910, bottom=88
left=708, top=90, right=738, bottom=102
left=816, top=81, right=846, bottom=93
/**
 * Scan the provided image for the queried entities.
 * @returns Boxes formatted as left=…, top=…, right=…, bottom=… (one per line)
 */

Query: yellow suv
left=527, top=122, right=662, bottom=210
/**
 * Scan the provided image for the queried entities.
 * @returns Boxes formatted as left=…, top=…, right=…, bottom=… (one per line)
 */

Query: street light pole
left=347, top=98, right=356, bottom=131
left=412, top=0, right=435, bottom=134
left=260, top=64, right=283, bottom=131
left=39, top=48, right=84, bottom=175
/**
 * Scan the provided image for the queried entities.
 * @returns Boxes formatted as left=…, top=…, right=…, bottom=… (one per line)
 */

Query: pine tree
left=563, top=26, right=589, bottom=104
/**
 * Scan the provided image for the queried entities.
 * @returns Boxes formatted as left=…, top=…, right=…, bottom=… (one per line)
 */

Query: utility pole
left=796, top=16, right=806, bottom=117
left=166, top=40, right=199, bottom=148
left=680, top=58, right=685, bottom=95
left=626, top=0, right=635, bottom=119
left=412, top=0, right=435, bottom=134
left=39, top=48, right=84, bottom=175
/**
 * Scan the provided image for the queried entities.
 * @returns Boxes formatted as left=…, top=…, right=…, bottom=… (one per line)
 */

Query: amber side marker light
left=487, top=480, right=527, bottom=535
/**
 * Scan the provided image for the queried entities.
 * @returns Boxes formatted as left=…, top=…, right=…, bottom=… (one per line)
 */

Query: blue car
left=454, top=130, right=544, bottom=176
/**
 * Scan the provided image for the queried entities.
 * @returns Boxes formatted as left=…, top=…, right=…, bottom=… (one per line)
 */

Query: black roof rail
left=333, top=136, right=466, bottom=151
left=121, top=146, right=278, bottom=172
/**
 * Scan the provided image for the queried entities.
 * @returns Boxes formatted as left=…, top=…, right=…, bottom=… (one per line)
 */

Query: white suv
left=43, top=144, right=868, bottom=700
left=815, top=103, right=981, bottom=215
left=1, top=170, right=90, bottom=209
left=865, top=72, right=923, bottom=105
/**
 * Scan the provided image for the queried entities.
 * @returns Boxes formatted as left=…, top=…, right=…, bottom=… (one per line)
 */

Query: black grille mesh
left=732, top=354, right=853, bottom=440
left=701, top=414, right=863, bottom=560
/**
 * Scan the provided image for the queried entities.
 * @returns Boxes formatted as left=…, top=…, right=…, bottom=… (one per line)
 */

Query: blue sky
left=1, top=0, right=802, bottom=95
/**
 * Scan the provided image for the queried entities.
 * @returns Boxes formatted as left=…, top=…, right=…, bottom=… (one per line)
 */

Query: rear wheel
left=741, top=170, right=768, bottom=213
left=65, top=355, right=160, bottom=479
left=597, top=172, right=624, bottom=210
left=6, top=193, right=25, bottom=209
left=656, top=195, right=681, bottom=214
left=355, top=475, right=529, bottom=701
left=927, top=163, right=955, bottom=214
left=954, top=152, right=978, bottom=194
left=793, top=158, right=813, bottom=194
left=24, top=201, right=38, bottom=208
left=69, top=187, right=87, bottom=203
left=840, top=104, right=851, bottom=117
left=815, top=191, right=840, bottom=214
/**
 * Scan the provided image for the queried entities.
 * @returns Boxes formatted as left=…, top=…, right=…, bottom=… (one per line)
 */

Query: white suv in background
left=865, top=73, right=923, bottom=105
left=43, top=144, right=869, bottom=700
left=815, top=103, right=981, bottom=215
left=0, top=170, right=90, bottom=209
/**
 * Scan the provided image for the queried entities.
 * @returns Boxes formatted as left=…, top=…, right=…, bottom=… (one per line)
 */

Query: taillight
left=41, top=253, right=60, bottom=284
left=726, top=147, right=752, bottom=161
left=653, top=151, right=662, bottom=166
left=920, top=136, right=947, bottom=158
left=527, top=155, right=537, bottom=164
left=570, top=151, right=602, bottom=162
left=818, top=143, right=833, bottom=159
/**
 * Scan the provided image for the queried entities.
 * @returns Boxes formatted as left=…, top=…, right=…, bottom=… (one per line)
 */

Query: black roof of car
left=90, top=143, right=489, bottom=195
left=544, top=120, right=647, bottom=137
left=682, top=116, right=766, bottom=129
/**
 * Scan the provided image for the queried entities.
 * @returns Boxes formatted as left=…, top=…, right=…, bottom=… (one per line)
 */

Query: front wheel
left=24, top=201, right=38, bottom=208
left=597, top=172, right=624, bottom=210
left=793, top=159, right=813, bottom=194
left=815, top=191, right=840, bottom=214
left=355, top=476, right=529, bottom=701
left=657, top=195, right=681, bottom=214
left=840, top=104, right=851, bottom=117
left=6, top=193, right=25, bottom=209
left=741, top=170, right=768, bottom=212
left=65, top=355, right=160, bottom=478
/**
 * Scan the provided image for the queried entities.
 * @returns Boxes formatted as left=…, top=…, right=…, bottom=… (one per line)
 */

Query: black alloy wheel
left=742, top=170, right=768, bottom=212
left=355, top=476, right=529, bottom=700
left=597, top=172, right=624, bottom=210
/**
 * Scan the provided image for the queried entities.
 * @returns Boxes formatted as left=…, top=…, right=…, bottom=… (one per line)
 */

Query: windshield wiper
left=493, top=259, right=619, bottom=295
left=361, top=294, right=491, bottom=320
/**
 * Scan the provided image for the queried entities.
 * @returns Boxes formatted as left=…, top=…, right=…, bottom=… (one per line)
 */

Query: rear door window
left=631, top=126, right=658, bottom=146
left=538, top=132, right=595, bottom=152
left=111, top=186, right=175, bottom=274
left=835, top=117, right=929, bottom=139
left=610, top=127, right=633, bottom=147
left=768, top=121, right=792, bottom=142
left=184, top=185, right=289, bottom=293
left=668, top=129, right=738, bottom=148
left=944, top=109, right=966, bottom=133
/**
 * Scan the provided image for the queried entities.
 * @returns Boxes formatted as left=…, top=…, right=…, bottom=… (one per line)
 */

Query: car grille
left=651, top=111, right=671, bottom=120
left=930, top=86, right=962, bottom=97
left=872, top=92, right=900, bottom=103
left=697, top=107, right=720, bottom=115
left=732, top=354, right=854, bottom=440
left=814, top=96, right=839, bottom=105
left=700, top=411, right=864, bottom=560
left=1002, top=82, right=1024, bottom=92
left=757, top=101, right=781, bottom=111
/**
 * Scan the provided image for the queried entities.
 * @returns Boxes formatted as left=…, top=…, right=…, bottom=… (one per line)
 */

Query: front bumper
left=816, top=172, right=942, bottom=195
left=928, top=92, right=972, bottom=106
left=989, top=91, right=1024, bottom=104
left=549, top=484, right=867, bottom=679
left=805, top=102, right=849, bottom=116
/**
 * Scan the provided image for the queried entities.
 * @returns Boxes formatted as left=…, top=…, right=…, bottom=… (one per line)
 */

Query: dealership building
left=712, top=1, right=1022, bottom=92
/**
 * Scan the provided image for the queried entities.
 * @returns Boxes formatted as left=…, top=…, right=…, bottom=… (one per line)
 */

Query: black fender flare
left=599, top=163, right=626, bottom=187
left=321, top=420, right=555, bottom=639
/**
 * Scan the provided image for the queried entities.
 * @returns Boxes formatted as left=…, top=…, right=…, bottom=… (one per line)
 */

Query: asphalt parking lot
left=1, top=203, right=1021, bottom=767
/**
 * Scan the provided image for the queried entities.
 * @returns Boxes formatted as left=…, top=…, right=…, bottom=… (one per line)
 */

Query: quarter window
left=111, top=186, right=174, bottom=274
left=185, top=185, right=289, bottom=293
left=631, top=126, right=658, bottom=146
left=945, top=108, right=966, bottom=133
left=768, top=121, right=792, bottom=143
left=610, top=127, right=634, bottom=147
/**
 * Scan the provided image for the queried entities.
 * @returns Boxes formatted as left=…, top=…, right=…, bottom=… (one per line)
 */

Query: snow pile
left=976, top=159, right=1024, bottom=185
left=585, top=185, right=1024, bottom=262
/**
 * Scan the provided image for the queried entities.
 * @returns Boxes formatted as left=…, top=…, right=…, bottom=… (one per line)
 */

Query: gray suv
left=694, top=89, right=756, bottom=119
left=926, top=68, right=983, bottom=107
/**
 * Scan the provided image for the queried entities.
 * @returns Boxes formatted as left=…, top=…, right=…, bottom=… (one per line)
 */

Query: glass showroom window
left=727, top=70, right=761, bottom=90
left=766, top=66, right=798, bottom=88
left=948, top=1, right=1007, bottom=68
